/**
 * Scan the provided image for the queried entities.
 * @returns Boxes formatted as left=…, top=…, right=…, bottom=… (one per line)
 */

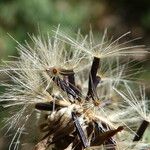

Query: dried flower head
left=0, top=28, right=149, bottom=150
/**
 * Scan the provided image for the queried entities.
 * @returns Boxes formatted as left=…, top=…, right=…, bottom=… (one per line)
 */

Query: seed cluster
left=0, top=29, right=149, bottom=150
left=34, top=65, right=123, bottom=150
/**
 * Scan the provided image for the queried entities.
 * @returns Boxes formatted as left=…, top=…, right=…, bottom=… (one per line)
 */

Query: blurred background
left=0, top=0, right=150, bottom=149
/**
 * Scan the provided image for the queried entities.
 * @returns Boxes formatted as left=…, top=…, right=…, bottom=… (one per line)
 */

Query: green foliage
left=0, top=0, right=92, bottom=60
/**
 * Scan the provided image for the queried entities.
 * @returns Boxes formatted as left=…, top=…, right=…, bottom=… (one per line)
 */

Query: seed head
left=0, top=28, right=149, bottom=150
